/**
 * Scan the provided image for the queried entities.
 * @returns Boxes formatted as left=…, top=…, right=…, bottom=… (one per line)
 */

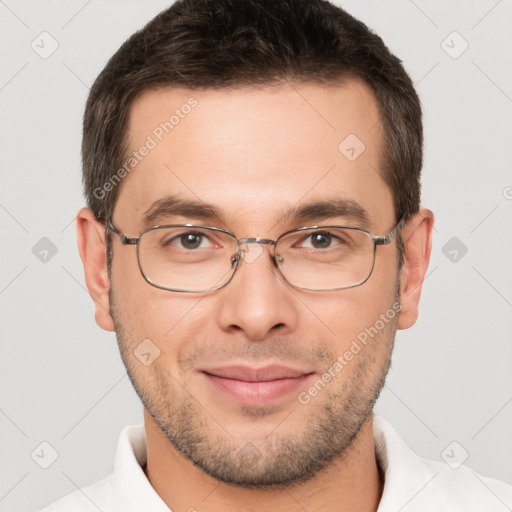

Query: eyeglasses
left=106, top=217, right=405, bottom=293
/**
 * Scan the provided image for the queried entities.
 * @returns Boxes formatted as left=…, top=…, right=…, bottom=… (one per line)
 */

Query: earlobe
left=76, top=207, right=115, bottom=332
left=397, top=208, right=434, bottom=330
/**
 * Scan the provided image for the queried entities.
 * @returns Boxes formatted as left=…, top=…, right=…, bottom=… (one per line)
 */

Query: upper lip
left=201, top=365, right=312, bottom=382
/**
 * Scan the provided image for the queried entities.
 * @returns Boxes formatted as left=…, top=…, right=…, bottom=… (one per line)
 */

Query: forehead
left=115, top=79, right=393, bottom=232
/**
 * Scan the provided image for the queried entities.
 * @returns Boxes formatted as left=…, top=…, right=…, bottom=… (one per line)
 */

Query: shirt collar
left=113, top=423, right=171, bottom=511
left=373, top=414, right=439, bottom=512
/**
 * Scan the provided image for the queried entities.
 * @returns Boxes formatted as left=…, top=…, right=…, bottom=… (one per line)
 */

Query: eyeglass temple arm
left=374, top=215, right=406, bottom=246
left=106, top=221, right=139, bottom=245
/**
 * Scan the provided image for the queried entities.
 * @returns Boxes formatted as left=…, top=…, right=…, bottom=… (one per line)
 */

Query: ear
left=76, top=207, right=114, bottom=332
left=397, top=208, right=434, bottom=330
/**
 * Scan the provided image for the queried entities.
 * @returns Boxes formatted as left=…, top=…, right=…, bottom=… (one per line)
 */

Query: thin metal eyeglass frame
left=106, top=216, right=406, bottom=293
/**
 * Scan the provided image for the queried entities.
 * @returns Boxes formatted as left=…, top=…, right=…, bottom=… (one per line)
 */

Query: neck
left=143, top=410, right=383, bottom=512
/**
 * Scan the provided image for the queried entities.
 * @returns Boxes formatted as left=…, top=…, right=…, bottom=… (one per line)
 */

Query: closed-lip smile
left=200, top=364, right=315, bottom=406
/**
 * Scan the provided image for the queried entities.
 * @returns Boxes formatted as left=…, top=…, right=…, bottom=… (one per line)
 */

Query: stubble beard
left=109, top=285, right=398, bottom=489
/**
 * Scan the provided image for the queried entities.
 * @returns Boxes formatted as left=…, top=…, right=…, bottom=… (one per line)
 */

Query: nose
left=216, top=242, right=299, bottom=341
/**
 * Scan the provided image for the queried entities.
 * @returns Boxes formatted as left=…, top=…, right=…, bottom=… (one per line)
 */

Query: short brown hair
left=83, top=0, right=422, bottom=237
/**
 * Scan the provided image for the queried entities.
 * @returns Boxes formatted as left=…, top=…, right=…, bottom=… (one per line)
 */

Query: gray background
left=1, top=0, right=511, bottom=510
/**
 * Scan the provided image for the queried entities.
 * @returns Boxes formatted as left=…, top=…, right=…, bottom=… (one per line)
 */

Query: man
left=40, top=0, right=512, bottom=510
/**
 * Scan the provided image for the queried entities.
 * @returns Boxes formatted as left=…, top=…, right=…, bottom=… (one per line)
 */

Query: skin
left=77, top=79, right=433, bottom=512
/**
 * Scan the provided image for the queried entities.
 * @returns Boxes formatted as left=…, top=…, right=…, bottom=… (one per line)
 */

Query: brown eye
left=297, top=230, right=349, bottom=250
left=163, top=231, right=212, bottom=250
left=310, top=232, right=333, bottom=249
left=179, top=232, right=203, bottom=250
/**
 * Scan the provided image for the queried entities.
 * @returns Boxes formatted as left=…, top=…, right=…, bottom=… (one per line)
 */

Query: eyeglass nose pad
left=275, top=254, right=284, bottom=266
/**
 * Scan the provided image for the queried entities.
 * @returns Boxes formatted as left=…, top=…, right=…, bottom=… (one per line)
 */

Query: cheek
left=110, top=246, right=175, bottom=332
left=111, top=273, right=214, bottom=368
left=298, top=268, right=398, bottom=355
left=110, top=244, right=218, bottom=371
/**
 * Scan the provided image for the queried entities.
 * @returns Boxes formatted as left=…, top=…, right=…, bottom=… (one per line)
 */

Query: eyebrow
left=141, top=195, right=371, bottom=230
left=141, top=195, right=223, bottom=228
left=282, top=198, right=371, bottom=228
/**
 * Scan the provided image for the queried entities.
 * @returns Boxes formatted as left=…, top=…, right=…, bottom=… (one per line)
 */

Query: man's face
left=109, top=80, right=400, bottom=487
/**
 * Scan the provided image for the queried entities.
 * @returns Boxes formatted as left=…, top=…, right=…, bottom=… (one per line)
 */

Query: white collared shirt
left=39, top=414, right=512, bottom=511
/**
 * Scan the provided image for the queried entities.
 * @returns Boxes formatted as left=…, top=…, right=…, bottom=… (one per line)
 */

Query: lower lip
left=202, top=372, right=314, bottom=407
